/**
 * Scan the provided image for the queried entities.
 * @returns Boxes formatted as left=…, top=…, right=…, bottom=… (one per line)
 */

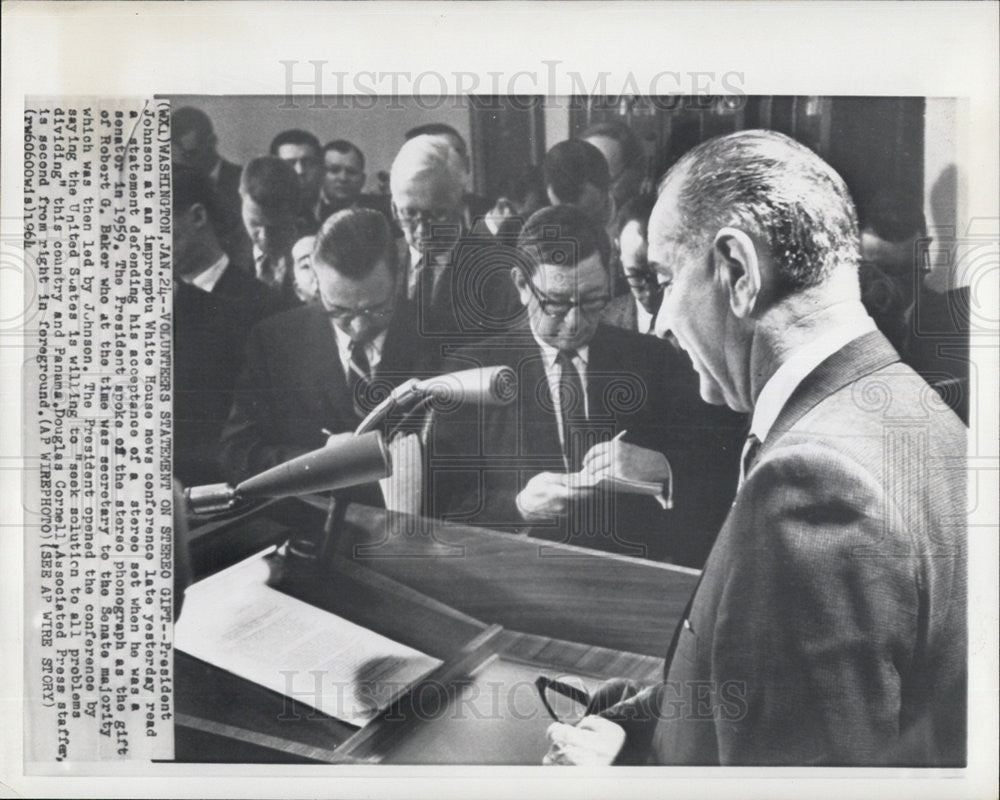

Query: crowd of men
left=171, top=105, right=967, bottom=767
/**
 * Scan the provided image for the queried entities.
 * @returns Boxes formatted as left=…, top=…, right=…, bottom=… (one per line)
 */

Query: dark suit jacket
left=404, top=233, right=525, bottom=352
left=610, top=332, right=967, bottom=766
left=218, top=302, right=442, bottom=492
left=213, top=261, right=291, bottom=325
left=428, top=323, right=743, bottom=562
left=600, top=293, right=639, bottom=333
left=173, top=282, right=251, bottom=487
left=212, top=159, right=253, bottom=267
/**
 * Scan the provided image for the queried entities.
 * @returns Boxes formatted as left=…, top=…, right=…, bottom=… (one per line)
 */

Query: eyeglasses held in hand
left=535, top=675, right=591, bottom=725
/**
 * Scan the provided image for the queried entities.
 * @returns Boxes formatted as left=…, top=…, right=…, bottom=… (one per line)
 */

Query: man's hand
left=581, top=440, right=671, bottom=485
left=516, top=472, right=581, bottom=520
left=543, top=716, right=627, bottom=765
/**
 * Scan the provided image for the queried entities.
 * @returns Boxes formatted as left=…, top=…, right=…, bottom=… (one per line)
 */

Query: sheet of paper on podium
left=175, top=549, right=442, bottom=727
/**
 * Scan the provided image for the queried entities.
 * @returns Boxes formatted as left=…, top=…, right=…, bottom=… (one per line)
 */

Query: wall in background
left=167, top=95, right=471, bottom=193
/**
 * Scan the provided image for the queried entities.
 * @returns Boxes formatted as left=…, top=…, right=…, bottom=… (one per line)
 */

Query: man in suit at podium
left=219, top=208, right=441, bottom=495
left=429, top=204, right=741, bottom=562
left=544, top=131, right=967, bottom=766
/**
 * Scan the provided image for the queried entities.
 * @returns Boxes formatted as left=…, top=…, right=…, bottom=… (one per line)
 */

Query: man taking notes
left=543, top=130, right=966, bottom=766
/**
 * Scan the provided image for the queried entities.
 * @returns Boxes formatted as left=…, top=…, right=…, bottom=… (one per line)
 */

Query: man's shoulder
left=443, top=327, right=538, bottom=369
left=251, top=303, right=323, bottom=340
left=600, top=294, right=637, bottom=330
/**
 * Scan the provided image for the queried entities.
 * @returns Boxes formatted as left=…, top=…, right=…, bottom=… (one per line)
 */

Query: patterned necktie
left=347, top=339, right=372, bottom=418
left=555, top=349, right=587, bottom=471
left=739, top=432, right=762, bottom=488
left=406, top=256, right=424, bottom=302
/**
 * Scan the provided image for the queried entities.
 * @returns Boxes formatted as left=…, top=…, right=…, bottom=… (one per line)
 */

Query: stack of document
left=175, top=549, right=441, bottom=727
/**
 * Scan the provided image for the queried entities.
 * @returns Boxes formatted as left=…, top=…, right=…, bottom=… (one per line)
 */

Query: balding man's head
left=654, top=129, right=860, bottom=299
left=649, top=130, right=862, bottom=411
left=390, top=135, right=468, bottom=253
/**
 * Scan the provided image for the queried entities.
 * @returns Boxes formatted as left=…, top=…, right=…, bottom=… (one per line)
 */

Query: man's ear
left=510, top=266, right=531, bottom=306
left=189, top=202, right=209, bottom=229
left=713, top=227, right=761, bottom=319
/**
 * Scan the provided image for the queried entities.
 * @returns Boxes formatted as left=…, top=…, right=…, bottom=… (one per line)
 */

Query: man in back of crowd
left=858, top=189, right=968, bottom=422
left=171, top=106, right=250, bottom=266
left=219, top=208, right=442, bottom=492
left=404, top=122, right=492, bottom=225
left=270, top=129, right=325, bottom=234
left=543, top=139, right=615, bottom=237
left=318, top=139, right=393, bottom=222
left=390, top=134, right=521, bottom=344
left=601, top=195, right=663, bottom=336
left=291, top=234, right=319, bottom=304
left=473, top=163, right=548, bottom=243
left=239, top=156, right=305, bottom=308
left=582, top=119, right=648, bottom=210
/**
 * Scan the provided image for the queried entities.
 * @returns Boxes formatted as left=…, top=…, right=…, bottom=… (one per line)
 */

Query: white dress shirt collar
left=750, top=304, right=877, bottom=444
left=635, top=298, right=654, bottom=335
left=331, top=324, right=388, bottom=380
left=182, top=252, right=229, bottom=293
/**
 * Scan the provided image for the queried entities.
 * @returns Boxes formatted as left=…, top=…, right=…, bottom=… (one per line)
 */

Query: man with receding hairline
left=543, top=130, right=966, bottom=767
left=219, top=208, right=441, bottom=489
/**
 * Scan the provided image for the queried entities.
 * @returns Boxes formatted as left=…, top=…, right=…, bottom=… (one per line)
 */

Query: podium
left=175, top=497, right=699, bottom=764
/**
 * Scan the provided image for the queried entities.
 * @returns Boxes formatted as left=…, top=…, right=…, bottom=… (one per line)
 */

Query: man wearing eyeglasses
left=218, top=208, right=441, bottom=488
left=390, top=134, right=521, bottom=344
left=429, top=204, right=740, bottom=561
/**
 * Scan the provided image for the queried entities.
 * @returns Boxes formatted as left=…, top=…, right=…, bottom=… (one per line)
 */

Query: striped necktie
left=347, top=339, right=372, bottom=418
left=555, top=349, right=587, bottom=471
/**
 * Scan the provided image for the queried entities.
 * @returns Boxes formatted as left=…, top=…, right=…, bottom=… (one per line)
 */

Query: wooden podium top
left=177, top=499, right=699, bottom=763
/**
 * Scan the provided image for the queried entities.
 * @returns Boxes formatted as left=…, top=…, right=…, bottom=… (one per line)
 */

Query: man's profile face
left=619, top=219, right=662, bottom=316
left=291, top=236, right=318, bottom=303
left=276, top=143, right=323, bottom=202
left=241, top=195, right=297, bottom=258
left=516, top=251, right=610, bottom=352
left=172, top=130, right=217, bottom=175
left=392, top=172, right=464, bottom=254
left=323, top=149, right=366, bottom=203
left=650, top=177, right=733, bottom=408
left=315, top=257, right=397, bottom=345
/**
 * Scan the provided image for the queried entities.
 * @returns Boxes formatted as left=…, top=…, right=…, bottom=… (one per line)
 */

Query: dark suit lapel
left=517, top=342, right=563, bottom=461
left=303, top=306, right=354, bottom=424
left=759, top=330, right=901, bottom=461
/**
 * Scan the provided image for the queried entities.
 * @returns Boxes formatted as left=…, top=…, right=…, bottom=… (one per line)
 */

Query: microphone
left=185, top=430, right=390, bottom=515
left=355, top=365, right=517, bottom=434
left=412, top=365, right=518, bottom=406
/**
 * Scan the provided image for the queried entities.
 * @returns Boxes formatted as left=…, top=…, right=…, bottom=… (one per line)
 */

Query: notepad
left=566, top=464, right=673, bottom=509
left=175, top=549, right=442, bottom=727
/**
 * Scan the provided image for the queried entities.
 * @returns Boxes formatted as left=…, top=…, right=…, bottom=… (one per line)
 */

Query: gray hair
left=390, top=134, right=468, bottom=198
left=660, top=129, right=860, bottom=295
